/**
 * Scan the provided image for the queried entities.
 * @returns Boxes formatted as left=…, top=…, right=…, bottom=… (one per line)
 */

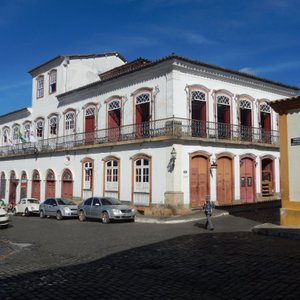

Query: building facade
left=270, top=96, right=300, bottom=226
left=0, top=52, right=298, bottom=208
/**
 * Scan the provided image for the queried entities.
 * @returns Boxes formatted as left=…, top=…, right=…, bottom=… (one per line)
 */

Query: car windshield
left=101, top=197, right=121, bottom=205
left=28, top=199, right=39, bottom=204
left=56, top=198, right=76, bottom=205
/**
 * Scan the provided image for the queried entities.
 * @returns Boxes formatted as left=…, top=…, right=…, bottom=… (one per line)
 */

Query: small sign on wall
left=291, top=138, right=300, bottom=146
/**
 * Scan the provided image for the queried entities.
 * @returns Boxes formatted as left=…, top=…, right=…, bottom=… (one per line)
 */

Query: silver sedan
left=78, top=197, right=135, bottom=223
left=39, top=198, right=78, bottom=220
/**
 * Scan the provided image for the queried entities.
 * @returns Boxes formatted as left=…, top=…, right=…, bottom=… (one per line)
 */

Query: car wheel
left=101, top=212, right=110, bottom=224
left=40, top=210, right=45, bottom=218
left=56, top=211, right=63, bottom=220
left=24, top=208, right=29, bottom=217
left=79, top=210, right=86, bottom=222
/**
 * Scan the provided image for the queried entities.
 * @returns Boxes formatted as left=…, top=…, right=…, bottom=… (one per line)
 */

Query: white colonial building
left=0, top=52, right=298, bottom=208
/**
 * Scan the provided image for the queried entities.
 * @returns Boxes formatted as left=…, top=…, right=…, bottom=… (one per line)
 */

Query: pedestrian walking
left=203, top=199, right=214, bottom=230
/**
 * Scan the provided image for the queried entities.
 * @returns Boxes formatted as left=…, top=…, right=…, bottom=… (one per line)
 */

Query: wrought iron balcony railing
left=0, top=118, right=279, bottom=157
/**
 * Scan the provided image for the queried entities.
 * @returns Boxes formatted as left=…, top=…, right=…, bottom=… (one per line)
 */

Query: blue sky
left=0, top=0, right=299, bottom=116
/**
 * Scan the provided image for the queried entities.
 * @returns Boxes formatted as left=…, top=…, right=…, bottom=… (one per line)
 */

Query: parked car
left=0, top=207, right=9, bottom=228
left=13, top=198, right=40, bottom=216
left=39, top=198, right=78, bottom=220
left=78, top=197, right=135, bottom=223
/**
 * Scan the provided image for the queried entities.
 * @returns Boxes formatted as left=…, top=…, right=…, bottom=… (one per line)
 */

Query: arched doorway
left=108, top=99, right=121, bottom=142
left=260, top=103, right=271, bottom=143
left=217, top=95, right=231, bottom=139
left=31, top=170, right=41, bottom=200
left=45, top=169, right=56, bottom=199
left=61, top=169, right=73, bottom=199
left=135, top=93, right=150, bottom=138
left=9, top=171, right=18, bottom=206
left=190, top=153, right=210, bottom=208
left=240, top=157, right=255, bottom=203
left=0, top=172, right=6, bottom=199
left=240, top=99, right=252, bottom=141
left=261, top=158, right=274, bottom=197
left=191, top=90, right=207, bottom=137
left=85, top=106, right=96, bottom=144
left=217, top=156, right=233, bottom=205
left=20, top=171, right=28, bottom=200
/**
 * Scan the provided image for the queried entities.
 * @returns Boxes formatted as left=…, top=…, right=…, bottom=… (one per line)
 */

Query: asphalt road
left=1, top=214, right=300, bottom=299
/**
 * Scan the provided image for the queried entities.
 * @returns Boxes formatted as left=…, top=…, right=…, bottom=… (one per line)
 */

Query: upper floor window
left=49, top=116, right=58, bottom=135
left=217, top=95, right=230, bottom=106
left=37, top=76, right=44, bottom=98
left=3, top=128, right=10, bottom=145
left=65, top=111, right=75, bottom=134
left=49, top=70, right=57, bottom=94
left=23, top=123, right=31, bottom=140
left=240, top=99, right=252, bottom=110
left=260, top=103, right=271, bottom=113
left=13, top=126, right=19, bottom=143
left=36, top=120, right=44, bottom=138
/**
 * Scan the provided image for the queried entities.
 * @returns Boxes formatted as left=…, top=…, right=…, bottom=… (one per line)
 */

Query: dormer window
left=37, top=76, right=44, bottom=98
left=49, top=70, right=57, bottom=94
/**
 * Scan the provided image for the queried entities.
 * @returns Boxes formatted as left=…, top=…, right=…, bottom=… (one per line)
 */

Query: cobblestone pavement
left=1, top=214, right=300, bottom=299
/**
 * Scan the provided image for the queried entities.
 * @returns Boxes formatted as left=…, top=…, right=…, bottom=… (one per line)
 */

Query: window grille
left=47, top=171, right=55, bottom=181
left=217, top=95, right=230, bottom=106
left=108, top=100, right=121, bottom=111
left=36, top=120, right=44, bottom=138
left=136, top=93, right=150, bottom=104
left=240, top=99, right=252, bottom=110
left=24, top=123, right=30, bottom=140
left=86, top=107, right=96, bottom=116
left=191, top=91, right=206, bottom=101
left=260, top=103, right=271, bottom=113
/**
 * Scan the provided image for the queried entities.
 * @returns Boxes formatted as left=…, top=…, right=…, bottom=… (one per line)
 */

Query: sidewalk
left=135, top=208, right=228, bottom=224
left=136, top=208, right=300, bottom=240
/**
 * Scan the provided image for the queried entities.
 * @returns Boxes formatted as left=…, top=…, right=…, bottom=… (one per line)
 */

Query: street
left=1, top=213, right=300, bottom=299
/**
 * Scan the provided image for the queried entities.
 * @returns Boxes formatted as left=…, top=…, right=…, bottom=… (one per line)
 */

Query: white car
left=13, top=198, right=40, bottom=216
left=0, top=207, right=9, bottom=228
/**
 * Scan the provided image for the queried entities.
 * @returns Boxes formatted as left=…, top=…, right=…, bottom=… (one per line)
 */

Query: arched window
left=216, top=91, right=232, bottom=139
left=49, top=70, right=57, bottom=94
left=2, top=128, right=10, bottom=145
left=36, top=119, right=44, bottom=138
left=37, top=75, right=44, bottom=98
left=240, top=99, right=253, bottom=141
left=12, top=126, right=19, bottom=144
left=65, top=111, right=75, bottom=135
left=132, top=155, right=151, bottom=206
left=23, top=122, right=31, bottom=141
left=260, top=102, right=271, bottom=143
left=107, top=99, right=122, bottom=142
left=190, top=89, right=207, bottom=137
left=104, top=158, right=119, bottom=198
left=49, top=115, right=58, bottom=135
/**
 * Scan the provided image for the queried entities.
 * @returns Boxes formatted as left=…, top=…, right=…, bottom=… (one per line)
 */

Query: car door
left=21, top=199, right=27, bottom=213
left=83, top=198, right=93, bottom=218
left=91, top=198, right=102, bottom=219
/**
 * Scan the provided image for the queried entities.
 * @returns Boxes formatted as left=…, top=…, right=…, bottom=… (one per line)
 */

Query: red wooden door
left=192, top=101, right=206, bottom=137
left=31, top=180, right=40, bottom=200
left=240, top=158, right=255, bottom=203
left=217, top=157, right=233, bottom=205
left=45, top=181, right=55, bottom=199
left=62, top=181, right=73, bottom=199
left=9, top=181, right=17, bottom=206
left=108, top=109, right=120, bottom=142
left=136, top=102, right=150, bottom=138
left=85, top=115, right=95, bottom=144
left=261, top=112, right=271, bottom=143
left=190, top=156, right=209, bottom=208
